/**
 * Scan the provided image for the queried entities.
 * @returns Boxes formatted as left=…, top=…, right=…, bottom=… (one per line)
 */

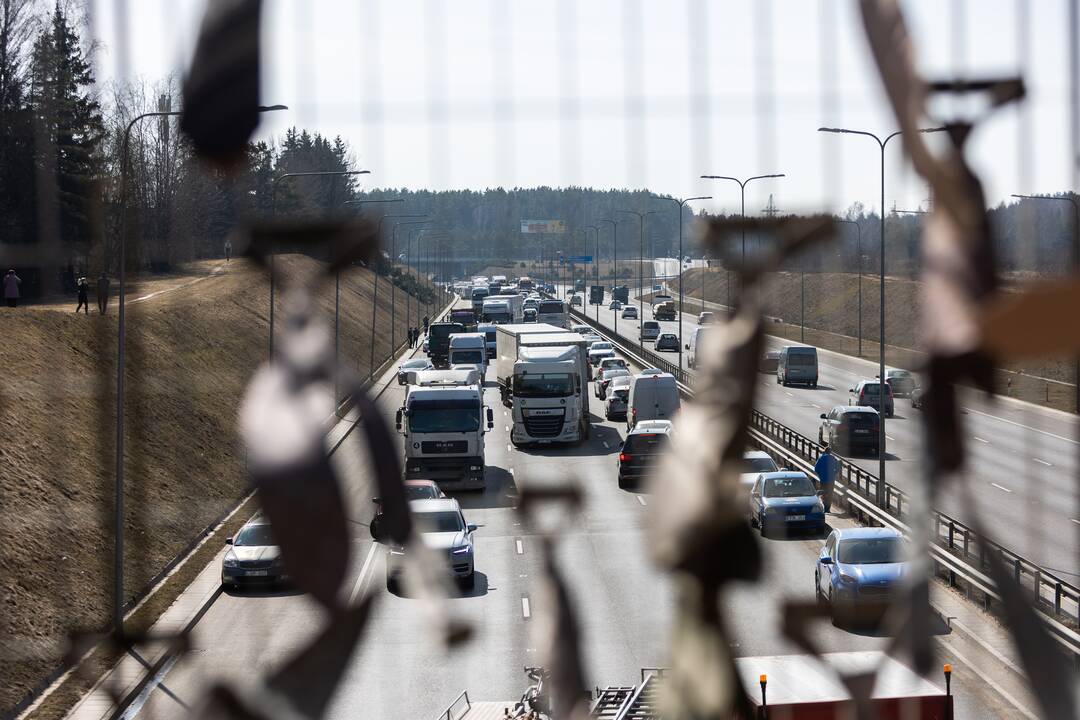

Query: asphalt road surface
left=132, top=306, right=1020, bottom=720
left=560, top=283, right=1080, bottom=581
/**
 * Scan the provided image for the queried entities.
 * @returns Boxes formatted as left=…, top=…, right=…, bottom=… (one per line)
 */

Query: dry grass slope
left=0, top=255, right=439, bottom=714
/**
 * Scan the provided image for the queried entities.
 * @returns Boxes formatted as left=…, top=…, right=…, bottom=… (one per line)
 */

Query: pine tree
left=29, top=1, right=103, bottom=250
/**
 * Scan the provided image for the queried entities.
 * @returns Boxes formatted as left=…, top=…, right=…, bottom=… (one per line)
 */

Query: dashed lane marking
left=505, top=425, right=510, bottom=432
left=885, top=435, right=895, bottom=441
left=515, top=539, right=524, bottom=555
left=637, top=496, right=647, bottom=506
left=1033, top=458, right=1052, bottom=467
left=973, top=436, right=989, bottom=444
left=1070, top=518, right=1080, bottom=526
left=784, top=391, right=794, bottom=397
left=521, top=596, right=531, bottom=619
left=507, top=444, right=512, bottom=452
left=990, top=483, right=1012, bottom=494
left=348, top=542, right=379, bottom=604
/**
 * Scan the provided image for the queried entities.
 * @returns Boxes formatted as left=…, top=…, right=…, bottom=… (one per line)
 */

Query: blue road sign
left=567, top=255, right=593, bottom=263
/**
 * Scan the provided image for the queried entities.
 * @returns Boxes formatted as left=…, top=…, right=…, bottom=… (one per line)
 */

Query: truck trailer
left=494, top=323, right=567, bottom=404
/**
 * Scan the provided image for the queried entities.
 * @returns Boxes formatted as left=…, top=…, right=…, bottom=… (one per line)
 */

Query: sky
left=87, top=0, right=1075, bottom=221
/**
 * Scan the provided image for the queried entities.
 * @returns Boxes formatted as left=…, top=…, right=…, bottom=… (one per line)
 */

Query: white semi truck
left=395, top=369, right=494, bottom=490
left=494, top=323, right=566, bottom=404
left=481, top=293, right=524, bottom=324
left=502, top=331, right=592, bottom=446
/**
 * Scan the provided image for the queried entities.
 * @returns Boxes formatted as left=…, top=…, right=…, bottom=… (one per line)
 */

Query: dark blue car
left=748, top=471, right=826, bottom=537
left=815, top=527, right=907, bottom=624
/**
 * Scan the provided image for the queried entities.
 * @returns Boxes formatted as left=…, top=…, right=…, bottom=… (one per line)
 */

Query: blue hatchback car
left=748, top=471, right=826, bottom=537
left=816, top=527, right=907, bottom=624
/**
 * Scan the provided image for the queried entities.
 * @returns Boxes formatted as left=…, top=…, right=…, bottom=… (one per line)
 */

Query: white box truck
left=448, top=332, right=488, bottom=374
left=510, top=339, right=591, bottom=446
left=395, top=370, right=494, bottom=491
left=481, top=293, right=524, bottom=324
left=495, top=323, right=566, bottom=404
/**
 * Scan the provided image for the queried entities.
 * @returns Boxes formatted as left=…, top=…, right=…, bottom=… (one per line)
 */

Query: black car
left=617, top=420, right=672, bottom=489
left=883, top=369, right=916, bottom=398
left=819, top=406, right=882, bottom=456
left=655, top=332, right=679, bottom=352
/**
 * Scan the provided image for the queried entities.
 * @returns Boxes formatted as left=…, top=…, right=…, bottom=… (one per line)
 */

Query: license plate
left=246, top=570, right=269, bottom=576
left=786, top=515, right=805, bottom=522
left=854, top=429, right=869, bottom=434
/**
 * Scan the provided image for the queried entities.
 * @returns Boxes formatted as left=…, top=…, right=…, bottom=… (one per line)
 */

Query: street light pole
left=371, top=213, right=426, bottom=375
left=818, top=125, right=945, bottom=506
left=597, top=218, right=617, bottom=334
left=1012, top=192, right=1080, bottom=412
left=700, top=174, right=785, bottom=309
left=586, top=225, right=599, bottom=321
left=391, top=220, right=431, bottom=352
left=616, top=210, right=657, bottom=353
left=652, top=194, right=711, bottom=370
left=114, top=104, right=286, bottom=634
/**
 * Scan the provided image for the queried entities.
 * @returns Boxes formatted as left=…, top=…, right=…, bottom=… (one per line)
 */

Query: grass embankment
left=0, top=255, right=442, bottom=716
left=680, top=267, right=1078, bottom=412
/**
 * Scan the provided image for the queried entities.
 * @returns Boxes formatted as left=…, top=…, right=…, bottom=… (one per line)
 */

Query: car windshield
left=744, top=456, right=778, bottom=473
left=408, top=401, right=481, bottom=433
left=414, top=510, right=465, bottom=534
left=402, top=360, right=429, bottom=369
left=612, top=388, right=629, bottom=400
left=844, top=412, right=878, bottom=428
left=624, top=433, right=667, bottom=454
left=837, top=537, right=904, bottom=565
left=452, top=350, right=484, bottom=364
left=604, top=369, right=630, bottom=381
left=514, top=373, right=574, bottom=397
left=406, top=485, right=440, bottom=501
left=861, top=383, right=889, bottom=395
left=234, top=524, right=274, bottom=546
left=591, top=343, right=612, bottom=351
left=763, top=476, right=816, bottom=498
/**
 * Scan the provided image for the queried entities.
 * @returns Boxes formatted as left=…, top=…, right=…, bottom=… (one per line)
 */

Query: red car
left=370, top=479, right=445, bottom=541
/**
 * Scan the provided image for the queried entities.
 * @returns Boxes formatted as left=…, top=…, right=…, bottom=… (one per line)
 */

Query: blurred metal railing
left=566, top=304, right=1080, bottom=660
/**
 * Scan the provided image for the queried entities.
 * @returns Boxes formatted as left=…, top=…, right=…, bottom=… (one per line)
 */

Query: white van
left=627, top=372, right=680, bottom=430
left=685, top=326, right=714, bottom=369
left=448, top=333, right=488, bottom=374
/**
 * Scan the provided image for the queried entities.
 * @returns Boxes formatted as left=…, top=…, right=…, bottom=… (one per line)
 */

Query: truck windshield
left=408, top=399, right=481, bottom=432
left=451, top=350, right=484, bottom=364
left=538, top=301, right=564, bottom=314
left=484, top=313, right=511, bottom=323
left=514, top=373, right=574, bottom=397
left=450, top=311, right=474, bottom=323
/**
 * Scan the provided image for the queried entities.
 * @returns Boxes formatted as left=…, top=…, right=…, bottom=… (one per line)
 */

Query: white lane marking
left=1070, top=518, right=1080, bottom=526
left=1032, top=458, right=1052, bottom=467
left=962, top=405, right=1080, bottom=446
left=637, top=496, right=647, bottom=506
left=972, top=436, right=989, bottom=444
left=507, top=444, right=512, bottom=452
left=784, top=391, right=794, bottom=398
left=348, top=542, right=379, bottom=604
left=508, top=467, right=515, bottom=475
left=505, top=425, right=510, bottom=432
left=933, top=637, right=1039, bottom=720
left=521, top=597, right=531, bottom=619
left=990, top=483, right=1012, bottom=494
left=885, top=435, right=895, bottom=441
left=810, top=403, right=821, bottom=409
left=120, top=653, right=182, bottom=719
left=515, top=539, right=524, bottom=555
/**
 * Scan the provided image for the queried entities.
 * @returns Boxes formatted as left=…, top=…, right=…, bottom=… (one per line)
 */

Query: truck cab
left=470, top=287, right=490, bottom=318
left=476, top=323, right=497, bottom=359
left=427, top=322, right=465, bottom=368
left=396, top=370, right=494, bottom=491
left=510, top=343, right=590, bottom=446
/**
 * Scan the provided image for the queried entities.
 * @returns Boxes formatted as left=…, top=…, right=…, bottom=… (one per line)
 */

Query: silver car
left=386, top=498, right=477, bottom=591
left=398, top=357, right=434, bottom=385
left=221, top=516, right=286, bottom=590
left=605, top=375, right=632, bottom=420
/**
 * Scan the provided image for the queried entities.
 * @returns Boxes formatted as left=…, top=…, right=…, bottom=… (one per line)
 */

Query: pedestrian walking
left=96, top=273, right=111, bottom=314
left=4, top=269, right=21, bottom=307
left=422, top=315, right=429, bottom=334
left=224, top=238, right=232, bottom=262
left=814, top=442, right=840, bottom=513
left=410, top=327, right=418, bottom=348
left=75, top=276, right=90, bottom=314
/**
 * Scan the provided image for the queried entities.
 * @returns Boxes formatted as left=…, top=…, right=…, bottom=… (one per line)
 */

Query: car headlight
left=223, top=555, right=238, bottom=568
left=452, top=545, right=473, bottom=554
left=814, top=501, right=825, bottom=512
left=838, top=573, right=858, bottom=586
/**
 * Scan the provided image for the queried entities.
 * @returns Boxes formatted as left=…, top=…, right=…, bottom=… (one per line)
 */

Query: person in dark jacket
left=76, top=276, right=90, bottom=314
left=4, top=269, right=21, bottom=307
left=814, top=443, right=840, bottom=513
left=97, top=273, right=111, bottom=314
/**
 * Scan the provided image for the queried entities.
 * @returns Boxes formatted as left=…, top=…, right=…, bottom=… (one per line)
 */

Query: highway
left=130, top=299, right=1022, bottom=720
left=557, top=283, right=1080, bottom=581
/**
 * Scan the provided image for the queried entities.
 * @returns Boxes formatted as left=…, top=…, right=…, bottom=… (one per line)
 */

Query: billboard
left=520, top=219, right=567, bottom=234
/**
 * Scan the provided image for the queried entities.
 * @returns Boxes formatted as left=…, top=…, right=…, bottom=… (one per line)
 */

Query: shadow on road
left=386, top=571, right=491, bottom=600
left=452, top=466, right=518, bottom=509
left=222, top=583, right=305, bottom=599
left=519, top=424, right=623, bottom=458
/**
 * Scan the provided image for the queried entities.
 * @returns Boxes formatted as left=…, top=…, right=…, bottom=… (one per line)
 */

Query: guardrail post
left=1033, top=568, right=1042, bottom=600
left=1055, top=582, right=1062, bottom=615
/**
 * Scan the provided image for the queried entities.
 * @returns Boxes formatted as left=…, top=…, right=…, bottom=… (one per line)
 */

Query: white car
left=398, top=358, right=434, bottom=385
left=386, top=498, right=477, bottom=592
left=571, top=324, right=592, bottom=335
left=587, top=341, right=616, bottom=367
left=740, top=450, right=779, bottom=489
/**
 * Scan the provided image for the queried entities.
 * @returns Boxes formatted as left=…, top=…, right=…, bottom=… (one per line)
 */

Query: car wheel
left=461, top=572, right=476, bottom=591
left=758, top=514, right=768, bottom=538
left=815, top=572, right=822, bottom=602
left=386, top=574, right=398, bottom=594
left=811, top=381, right=817, bottom=389
left=618, top=474, right=627, bottom=489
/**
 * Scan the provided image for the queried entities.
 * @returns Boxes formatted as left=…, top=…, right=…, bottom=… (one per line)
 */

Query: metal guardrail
left=565, top=305, right=1080, bottom=660
left=435, top=690, right=471, bottom=720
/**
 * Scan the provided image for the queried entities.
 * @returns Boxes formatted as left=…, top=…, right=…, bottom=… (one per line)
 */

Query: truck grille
left=421, top=441, right=468, bottom=454
left=524, top=416, right=564, bottom=438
